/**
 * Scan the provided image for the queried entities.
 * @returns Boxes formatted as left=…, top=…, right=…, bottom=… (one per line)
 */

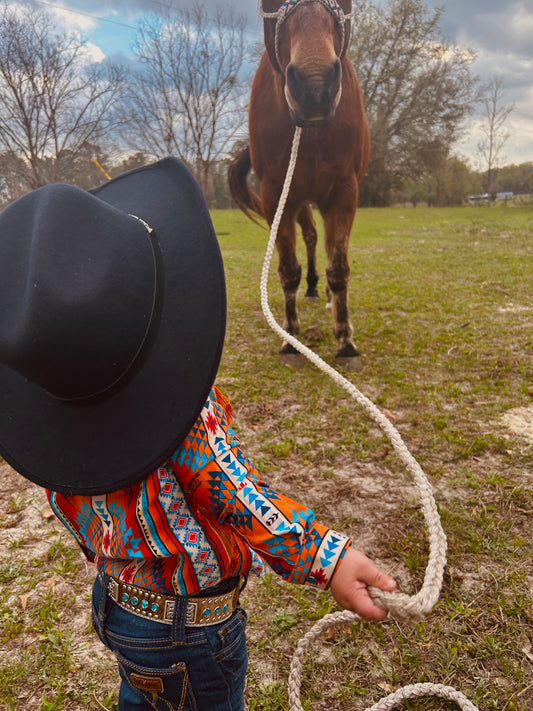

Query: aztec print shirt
left=47, top=387, right=350, bottom=595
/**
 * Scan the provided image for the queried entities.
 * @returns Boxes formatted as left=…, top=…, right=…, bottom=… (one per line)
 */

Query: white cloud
left=46, top=4, right=98, bottom=33
left=44, top=5, right=107, bottom=63
left=79, top=40, right=106, bottom=64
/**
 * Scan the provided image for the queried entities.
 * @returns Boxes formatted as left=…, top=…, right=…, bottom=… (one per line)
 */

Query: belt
left=108, top=577, right=240, bottom=627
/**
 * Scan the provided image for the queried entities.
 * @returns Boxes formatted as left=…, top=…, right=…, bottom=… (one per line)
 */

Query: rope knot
left=368, top=588, right=430, bottom=622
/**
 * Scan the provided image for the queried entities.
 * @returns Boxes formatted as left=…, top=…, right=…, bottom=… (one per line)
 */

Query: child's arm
left=329, top=546, right=396, bottom=621
left=173, top=388, right=397, bottom=608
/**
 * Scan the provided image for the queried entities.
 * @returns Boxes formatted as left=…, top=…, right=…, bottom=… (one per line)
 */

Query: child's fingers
left=351, top=550, right=396, bottom=592
left=352, top=584, right=389, bottom=620
left=329, top=548, right=397, bottom=620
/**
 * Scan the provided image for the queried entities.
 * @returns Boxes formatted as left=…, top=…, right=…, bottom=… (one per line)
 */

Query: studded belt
left=108, top=577, right=240, bottom=627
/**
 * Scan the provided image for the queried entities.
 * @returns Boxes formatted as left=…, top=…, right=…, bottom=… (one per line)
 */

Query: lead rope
left=259, top=126, right=480, bottom=711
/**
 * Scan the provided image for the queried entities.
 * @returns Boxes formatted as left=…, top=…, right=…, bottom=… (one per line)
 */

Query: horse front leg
left=297, top=203, right=319, bottom=299
left=321, top=178, right=360, bottom=369
left=262, top=189, right=302, bottom=358
left=276, top=212, right=302, bottom=356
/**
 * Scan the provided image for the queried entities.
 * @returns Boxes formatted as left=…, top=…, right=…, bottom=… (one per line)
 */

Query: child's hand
left=329, top=547, right=396, bottom=621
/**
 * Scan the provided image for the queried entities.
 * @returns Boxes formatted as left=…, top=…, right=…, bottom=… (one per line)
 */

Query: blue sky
left=22, top=0, right=533, bottom=166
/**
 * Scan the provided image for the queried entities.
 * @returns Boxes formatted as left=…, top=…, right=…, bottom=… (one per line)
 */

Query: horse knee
left=279, top=261, right=302, bottom=293
left=326, top=261, right=349, bottom=294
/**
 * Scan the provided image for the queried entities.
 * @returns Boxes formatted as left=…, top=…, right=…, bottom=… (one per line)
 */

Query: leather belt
left=108, top=577, right=240, bottom=627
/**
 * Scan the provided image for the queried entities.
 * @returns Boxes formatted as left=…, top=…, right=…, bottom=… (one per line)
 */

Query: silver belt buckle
left=108, top=578, right=119, bottom=603
left=164, top=599, right=176, bottom=623
left=186, top=601, right=198, bottom=625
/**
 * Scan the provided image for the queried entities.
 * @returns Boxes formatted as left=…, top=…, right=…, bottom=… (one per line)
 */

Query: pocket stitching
left=116, top=653, right=190, bottom=711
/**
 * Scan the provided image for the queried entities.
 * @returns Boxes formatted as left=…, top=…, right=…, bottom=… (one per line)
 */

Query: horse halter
left=260, top=0, right=353, bottom=74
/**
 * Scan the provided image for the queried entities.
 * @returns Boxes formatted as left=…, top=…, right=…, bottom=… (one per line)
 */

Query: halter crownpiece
left=260, top=0, right=353, bottom=72
left=261, top=0, right=351, bottom=23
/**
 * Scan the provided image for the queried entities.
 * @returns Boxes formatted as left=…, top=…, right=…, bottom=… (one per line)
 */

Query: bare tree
left=478, top=76, right=514, bottom=197
left=0, top=153, right=27, bottom=207
left=0, top=3, right=125, bottom=190
left=349, top=0, right=478, bottom=205
left=123, top=1, right=249, bottom=201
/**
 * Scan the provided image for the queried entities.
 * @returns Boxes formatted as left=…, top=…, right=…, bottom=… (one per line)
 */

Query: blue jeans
left=92, top=575, right=248, bottom=710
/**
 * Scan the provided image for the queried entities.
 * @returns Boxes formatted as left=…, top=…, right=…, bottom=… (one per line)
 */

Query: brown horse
left=228, top=0, right=370, bottom=368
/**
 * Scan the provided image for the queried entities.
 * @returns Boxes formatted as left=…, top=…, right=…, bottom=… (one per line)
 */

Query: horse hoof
left=305, top=326, right=323, bottom=341
left=280, top=341, right=299, bottom=355
left=335, top=343, right=361, bottom=371
left=305, top=288, right=319, bottom=300
left=335, top=355, right=362, bottom=371
left=280, top=352, right=305, bottom=368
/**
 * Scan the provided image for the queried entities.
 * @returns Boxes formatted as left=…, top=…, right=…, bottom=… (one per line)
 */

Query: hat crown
left=0, top=183, right=158, bottom=401
left=0, top=158, right=226, bottom=495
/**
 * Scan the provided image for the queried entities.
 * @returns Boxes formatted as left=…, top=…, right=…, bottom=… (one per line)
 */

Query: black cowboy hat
left=0, top=158, right=226, bottom=495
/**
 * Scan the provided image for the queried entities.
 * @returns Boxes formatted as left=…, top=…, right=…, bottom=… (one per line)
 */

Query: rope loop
left=259, top=125, right=480, bottom=710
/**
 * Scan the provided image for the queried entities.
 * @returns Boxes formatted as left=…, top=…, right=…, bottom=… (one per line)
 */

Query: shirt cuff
left=305, top=529, right=351, bottom=589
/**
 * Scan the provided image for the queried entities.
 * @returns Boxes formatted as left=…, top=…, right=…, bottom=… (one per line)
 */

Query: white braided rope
left=259, top=126, right=480, bottom=710
left=288, top=612, right=480, bottom=710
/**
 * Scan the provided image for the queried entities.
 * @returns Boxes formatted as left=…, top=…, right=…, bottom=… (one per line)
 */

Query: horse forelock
left=283, top=5, right=340, bottom=65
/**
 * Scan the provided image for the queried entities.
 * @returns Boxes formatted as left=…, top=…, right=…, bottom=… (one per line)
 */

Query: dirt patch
left=0, top=459, right=116, bottom=709
left=501, top=404, right=533, bottom=444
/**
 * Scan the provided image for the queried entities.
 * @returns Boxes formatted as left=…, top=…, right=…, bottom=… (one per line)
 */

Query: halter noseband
left=260, top=0, right=353, bottom=73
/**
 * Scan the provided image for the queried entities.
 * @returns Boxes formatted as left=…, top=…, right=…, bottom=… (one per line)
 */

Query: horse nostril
left=328, top=58, right=342, bottom=101
left=286, top=63, right=306, bottom=104
left=331, top=59, right=341, bottom=86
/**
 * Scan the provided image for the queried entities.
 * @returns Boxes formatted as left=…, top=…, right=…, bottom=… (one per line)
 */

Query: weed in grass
left=6, top=494, right=24, bottom=514
left=37, top=681, right=67, bottom=711
left=271, top=609, right=299, bottom=633
left=7, top=534, right=28, bottom=550
left=38, top=628, right=76, bottom=674
left=265, top=439, right=294, bottom=458
left=292, top=587, right=334, bottom=621
left=1, top=605, right=25, bottom=641
left=247, top=681, right=290, bottom=711
left=0, top=560, right=24, bottom=584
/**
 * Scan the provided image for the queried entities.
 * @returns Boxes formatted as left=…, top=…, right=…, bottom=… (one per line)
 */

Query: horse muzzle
left=285, top=59, right=342, bottom=127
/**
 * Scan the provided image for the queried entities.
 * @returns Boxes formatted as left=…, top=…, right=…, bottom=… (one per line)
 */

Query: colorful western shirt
left=47, top=387, right=350, bottom=595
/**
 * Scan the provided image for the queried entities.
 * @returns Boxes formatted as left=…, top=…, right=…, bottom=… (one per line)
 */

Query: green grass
left=1, top=204, right=532, bottom=709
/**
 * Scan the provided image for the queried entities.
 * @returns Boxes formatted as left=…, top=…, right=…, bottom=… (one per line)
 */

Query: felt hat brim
left=0, top=158, right=226, bottom=495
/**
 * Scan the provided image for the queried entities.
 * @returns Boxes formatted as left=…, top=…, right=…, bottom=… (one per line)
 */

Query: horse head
left=261, top=0, right=352, bottom=127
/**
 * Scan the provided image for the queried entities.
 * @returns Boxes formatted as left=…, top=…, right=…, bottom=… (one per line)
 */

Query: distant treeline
left=0, top=0, right=527, bottom=210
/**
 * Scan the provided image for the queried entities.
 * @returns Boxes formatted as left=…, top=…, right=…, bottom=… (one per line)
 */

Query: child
left=0, top=158, right=395, bottom=710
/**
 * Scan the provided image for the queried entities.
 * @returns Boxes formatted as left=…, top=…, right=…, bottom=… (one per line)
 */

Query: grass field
left=1, top=204, right=532, bottom=710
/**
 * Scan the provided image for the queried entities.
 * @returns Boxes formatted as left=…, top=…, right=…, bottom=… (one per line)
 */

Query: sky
left=19, top=0, right=533, bottom=168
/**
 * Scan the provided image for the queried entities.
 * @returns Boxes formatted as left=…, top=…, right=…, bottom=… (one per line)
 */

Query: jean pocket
left=213, top=607, right=247, bottom=663
left=116, top=650, right=196, bottom=711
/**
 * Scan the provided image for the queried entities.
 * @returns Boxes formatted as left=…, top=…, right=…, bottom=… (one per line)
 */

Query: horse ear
left=261, top=0, right=282, bottom=10
left=337, top=0, right=352, bottom=13
left=263, top=18, right=283, bottom=74
left=260, top=1, right=283, bottom=73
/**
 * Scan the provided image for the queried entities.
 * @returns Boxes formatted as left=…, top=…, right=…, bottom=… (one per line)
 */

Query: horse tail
left=227, top=141, right=264, bottom=225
